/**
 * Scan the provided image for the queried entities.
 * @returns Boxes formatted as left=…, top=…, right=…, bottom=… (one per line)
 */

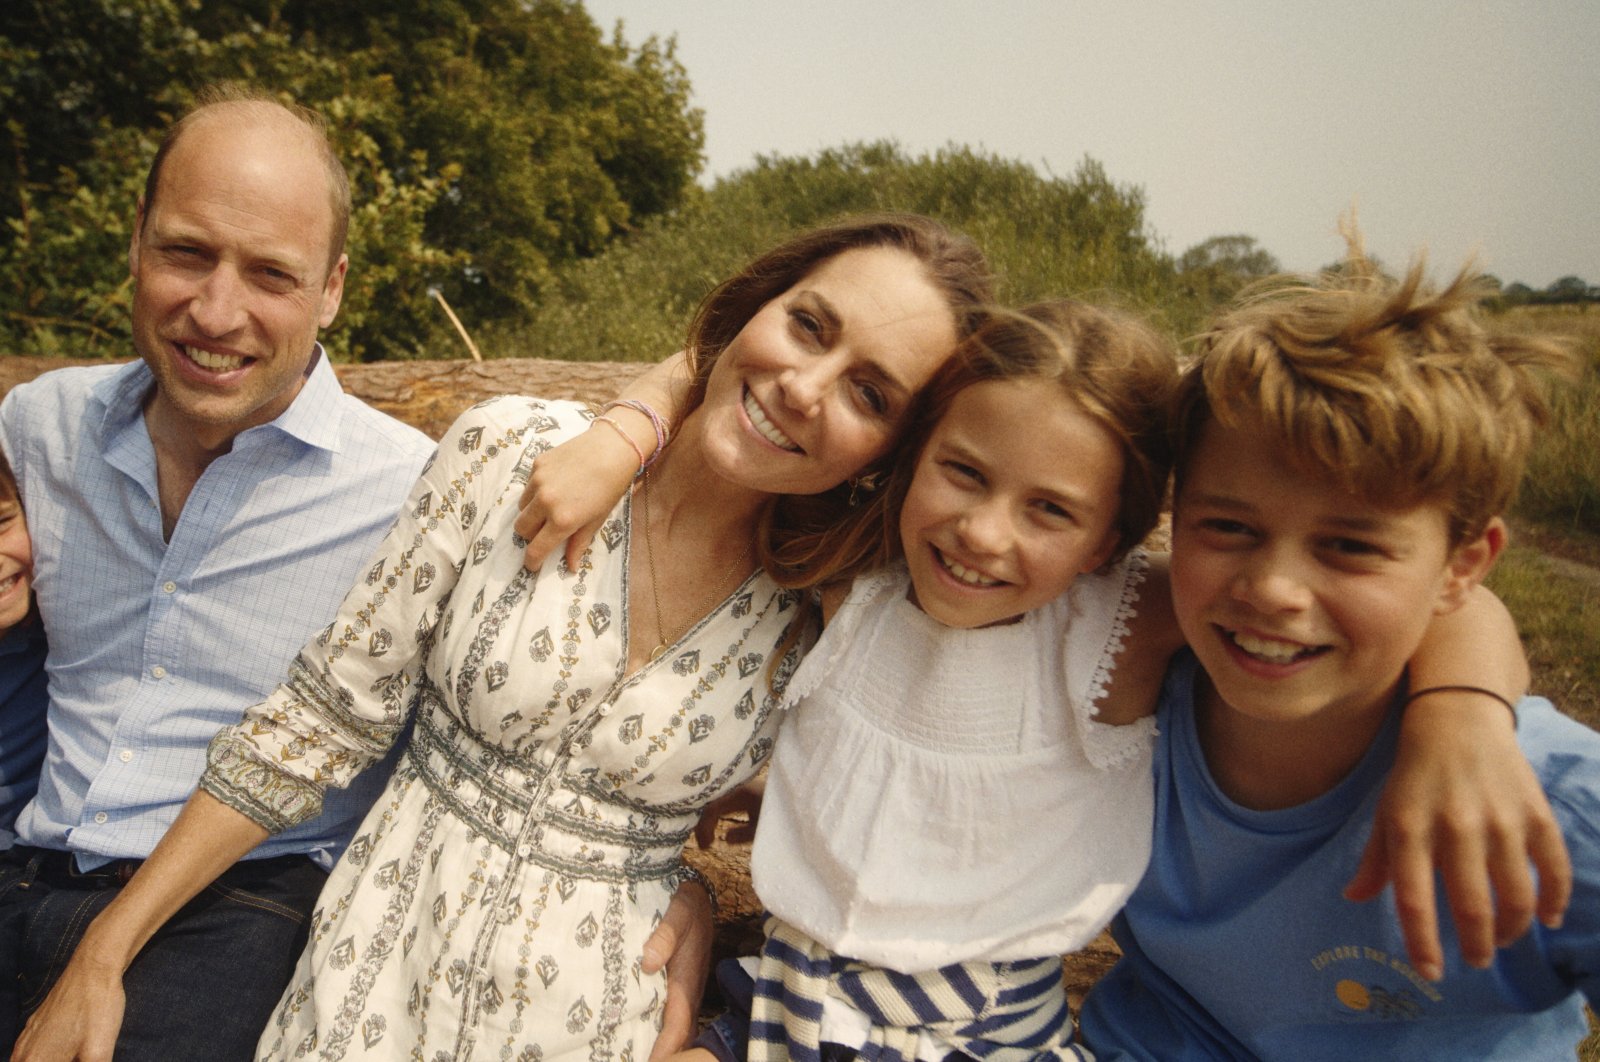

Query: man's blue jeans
left=0, top=846, right=326, bottom=1061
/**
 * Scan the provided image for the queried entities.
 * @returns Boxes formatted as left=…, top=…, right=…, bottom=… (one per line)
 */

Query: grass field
left=1491, top=307, right=1600, bottom=733
left=1490, top=307, right=1600, bottom=1059
left=1487, top=540, right=1600, bottom=731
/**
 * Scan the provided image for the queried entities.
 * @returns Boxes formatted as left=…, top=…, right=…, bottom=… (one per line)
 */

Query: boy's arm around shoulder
left=1092, top=554, right=1185, bottom=727
left=1349, top=583, right=1572, bottom=982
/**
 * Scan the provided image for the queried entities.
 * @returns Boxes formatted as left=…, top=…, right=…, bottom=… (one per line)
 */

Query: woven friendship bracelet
left=602, top=399, right=671, bottom=470
left=593, top=414, right=647, bottom=473
left=1403, top=684, right=1518, bottom=728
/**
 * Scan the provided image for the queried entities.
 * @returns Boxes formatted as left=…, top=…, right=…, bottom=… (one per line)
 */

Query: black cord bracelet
left=1403, top=684, right=1518, bottom=727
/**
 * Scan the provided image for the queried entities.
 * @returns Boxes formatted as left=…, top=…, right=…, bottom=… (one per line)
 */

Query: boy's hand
left=642, top=879, right=715, bottom=1062
left=515, top=420, right=641, bottom=573
left=1345, top=696, right=1571, bottom=981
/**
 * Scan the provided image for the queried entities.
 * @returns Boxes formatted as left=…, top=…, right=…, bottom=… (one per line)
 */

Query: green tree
left=0, top=0, right=703, bottom=359
left=1546, top=275, right=1591, bottom=304
left=1176, top=233, right=1282, bottom=308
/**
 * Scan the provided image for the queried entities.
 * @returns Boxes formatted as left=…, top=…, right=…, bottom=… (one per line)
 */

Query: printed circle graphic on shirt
left=1335, top=979, right=1371, bottom=1011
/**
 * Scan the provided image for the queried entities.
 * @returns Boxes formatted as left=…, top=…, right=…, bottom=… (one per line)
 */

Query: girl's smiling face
left=0, top=489, right=33, bottom=635
left=899, top=377, right=1124, bottom=630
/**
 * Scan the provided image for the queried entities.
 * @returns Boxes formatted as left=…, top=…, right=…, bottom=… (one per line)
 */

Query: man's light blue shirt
left=0, top=352, right=435, bottom=870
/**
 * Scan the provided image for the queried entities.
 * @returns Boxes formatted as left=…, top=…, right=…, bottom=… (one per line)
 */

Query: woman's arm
left=1347, top=585, right=1568, bottom=982
left=13, top=792, right=268, bottom=1062
left=12, top=400, right=541, bottom=1060
left=517, top=352, right=694, bottom=572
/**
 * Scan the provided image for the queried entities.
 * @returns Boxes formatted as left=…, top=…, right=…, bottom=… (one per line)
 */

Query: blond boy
left=1079, top=251, right=1597, bottom=1059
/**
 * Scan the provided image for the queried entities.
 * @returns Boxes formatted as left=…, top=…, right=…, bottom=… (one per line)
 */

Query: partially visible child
left=1078, top=245, right=1597, bottom=1059
left=0, top=445, right=46, bottom=850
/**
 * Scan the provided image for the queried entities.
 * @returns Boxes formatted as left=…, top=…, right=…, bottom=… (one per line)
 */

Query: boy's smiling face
left=1170, top=418, right=1494, bottom=733
left=0, top=490, right=31, bottom=635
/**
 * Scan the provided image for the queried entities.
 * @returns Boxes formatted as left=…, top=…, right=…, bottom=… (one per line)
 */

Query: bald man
left=0, top=87, right=434, bottom=1060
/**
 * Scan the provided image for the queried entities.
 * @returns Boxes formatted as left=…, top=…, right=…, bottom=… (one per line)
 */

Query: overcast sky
left=583, top=1, right=1599, bottom=289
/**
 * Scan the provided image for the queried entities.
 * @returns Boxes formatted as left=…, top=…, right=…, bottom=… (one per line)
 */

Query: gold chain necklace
left=638, top=470, right=754, bottom=662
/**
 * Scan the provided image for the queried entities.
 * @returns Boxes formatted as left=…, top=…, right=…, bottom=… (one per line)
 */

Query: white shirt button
left=119, top=750, right=134, bottom=763
left=94, top=812, right=108, bottom=824
left=517, top=844, right=534, bottom=859
left=150, top=665, right=167, bottom=679
left=162, top=581, right=177, bottom=594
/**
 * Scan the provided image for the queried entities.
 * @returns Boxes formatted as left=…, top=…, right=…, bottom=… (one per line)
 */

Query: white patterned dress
left=200, top=397, right=805, bottom=1062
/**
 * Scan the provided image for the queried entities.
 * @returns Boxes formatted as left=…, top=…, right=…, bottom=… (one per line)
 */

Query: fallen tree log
left=0, top=356, right=650, bottom=439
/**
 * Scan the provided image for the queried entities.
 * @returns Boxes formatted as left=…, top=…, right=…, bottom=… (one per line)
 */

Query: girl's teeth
left=0, top=573, right=20, bottom=595
left=1230, top=630, right=1309, bottom=664
left=743, top=392, right=799, bottom=451
left=941, top=554, right=999, bottom=587
left=184, top=346, right=246, bottom=372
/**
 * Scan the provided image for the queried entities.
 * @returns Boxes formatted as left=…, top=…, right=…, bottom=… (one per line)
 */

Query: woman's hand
left=642, top=878, right=716, bottom=1062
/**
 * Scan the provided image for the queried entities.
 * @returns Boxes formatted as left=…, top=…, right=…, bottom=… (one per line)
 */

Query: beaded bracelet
left=601, top=399, right=671, bottom=471
left=1403, top=684, right=1518, bottom=728
left=592, top=414, right=647, bottom=473
left=675, top=861, right=719, bottom=920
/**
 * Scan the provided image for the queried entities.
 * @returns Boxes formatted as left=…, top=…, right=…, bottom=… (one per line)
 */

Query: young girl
left=0, top=445, right=46, bottom=851
left=715, top=301, right=1174, bottom=1062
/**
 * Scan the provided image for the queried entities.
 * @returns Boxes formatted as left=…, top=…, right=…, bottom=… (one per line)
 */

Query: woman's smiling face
left=693, top=246, right=959, bottom=497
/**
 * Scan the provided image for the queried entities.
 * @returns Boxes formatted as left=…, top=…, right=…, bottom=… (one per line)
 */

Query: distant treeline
left=7, top=0, right=1575, bottom=363
left=1489, top=277, right=1600, bottom=309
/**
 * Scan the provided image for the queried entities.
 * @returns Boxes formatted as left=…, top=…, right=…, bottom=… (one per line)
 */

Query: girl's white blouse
left=750, top=555, right=1157, bottom=972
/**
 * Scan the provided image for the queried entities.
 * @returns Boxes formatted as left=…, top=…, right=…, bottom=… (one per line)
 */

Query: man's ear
left=1436, top=516, right=1507, bottom=614
left=128, top=198, right=146, bottom=277
left=317, top=253, right=348, bottom=329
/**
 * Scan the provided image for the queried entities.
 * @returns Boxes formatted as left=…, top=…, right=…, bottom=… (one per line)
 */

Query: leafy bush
left=502, top=141, right=1207, bottom=363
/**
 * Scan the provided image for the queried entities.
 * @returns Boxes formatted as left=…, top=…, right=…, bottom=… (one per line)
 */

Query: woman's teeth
left=743, top=392, right=799, bottom=451
left=0, top=573, right=22, bottom=596
left=184, top=346, right=246, bottom=372
left=1229, top=629, right=1317, bottom=664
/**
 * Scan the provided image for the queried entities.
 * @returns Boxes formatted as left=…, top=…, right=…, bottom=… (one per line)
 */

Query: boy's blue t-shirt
left=0, top=618, right=48, bottom=849
left=1079, top=651, right=1600, bottom=1061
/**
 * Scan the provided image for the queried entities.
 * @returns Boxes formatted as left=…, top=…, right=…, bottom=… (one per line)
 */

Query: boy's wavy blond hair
left=1172, top=229, right=1579, bottom=545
